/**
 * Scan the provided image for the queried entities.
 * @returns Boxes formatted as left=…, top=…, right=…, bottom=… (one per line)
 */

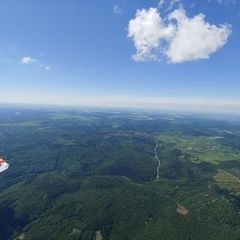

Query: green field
left=157, top=133, right=240, bottom=164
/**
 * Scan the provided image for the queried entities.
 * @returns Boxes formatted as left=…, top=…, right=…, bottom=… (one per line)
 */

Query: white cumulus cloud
left=128, top=8, right=231, bottom=63
left=166, top=9, right=231, bottom=63
left=128, top=8, right=175, bottom=61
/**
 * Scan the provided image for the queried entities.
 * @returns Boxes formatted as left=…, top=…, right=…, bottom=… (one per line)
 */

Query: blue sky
left=0, top=0, right=239, bottom=112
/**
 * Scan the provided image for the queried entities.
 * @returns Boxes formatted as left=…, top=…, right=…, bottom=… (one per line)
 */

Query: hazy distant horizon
left=0, top=95, right=240, bottom=115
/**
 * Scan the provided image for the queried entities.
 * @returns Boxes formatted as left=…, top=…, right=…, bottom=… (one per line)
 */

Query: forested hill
left=0, top=107, right=240, bottom=240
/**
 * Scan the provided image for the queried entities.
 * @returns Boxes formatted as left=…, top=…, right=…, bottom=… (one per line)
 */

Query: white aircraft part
left=0, top=162, right=9, bottom=173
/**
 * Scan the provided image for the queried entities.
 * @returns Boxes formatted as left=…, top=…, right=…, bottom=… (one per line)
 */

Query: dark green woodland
left=1, top=106, right=240, bottom=240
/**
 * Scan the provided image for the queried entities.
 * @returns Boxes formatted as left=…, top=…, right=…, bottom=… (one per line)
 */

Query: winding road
left=154, top=143, right=161, bottom=180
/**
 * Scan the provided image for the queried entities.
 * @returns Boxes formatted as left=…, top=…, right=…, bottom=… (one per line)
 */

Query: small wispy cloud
left=209, top=0, right=238, bottom=4
left=21, top=56, right=51, bottom=71
left=44, top=66, right=51, bottom=71
left=158, top=0, right=182, bottom=12
left=21, top=56, right=36, bottom=64
left=158, top=0, right=165, bottom=8
left=113, top=4, right=123, bottom=15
